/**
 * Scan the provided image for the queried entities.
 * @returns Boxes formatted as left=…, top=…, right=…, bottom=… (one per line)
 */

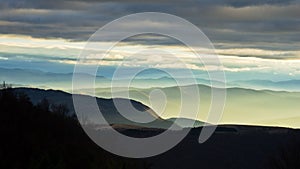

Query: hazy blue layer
left=1, top=65, right=300, bottom=92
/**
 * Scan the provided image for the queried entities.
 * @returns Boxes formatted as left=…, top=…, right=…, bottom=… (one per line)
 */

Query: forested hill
left=0, top=88, right=149, bottom=169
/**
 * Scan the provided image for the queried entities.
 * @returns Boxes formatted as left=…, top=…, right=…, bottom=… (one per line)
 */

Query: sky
left=0, top=0, right=300, bottom=88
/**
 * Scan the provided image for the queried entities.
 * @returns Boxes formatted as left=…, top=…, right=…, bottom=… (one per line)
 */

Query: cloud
left=0, top=0, right=299, bottom=38
left=0, top=0, right=299, bottom=61
left=216, top=48, right=300, bottom=60
left=1, top=0, right=297, bottom=10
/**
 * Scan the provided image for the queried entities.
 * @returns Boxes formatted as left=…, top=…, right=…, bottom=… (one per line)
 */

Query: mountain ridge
left=10, top=87, right=204, bottom=129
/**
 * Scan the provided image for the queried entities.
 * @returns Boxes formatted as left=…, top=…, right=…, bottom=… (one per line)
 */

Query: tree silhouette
left=37, top=98, right=50, bottom=112
left=0, top=88, right=150, bottom=169
left=51, top=103, right=69, bottom=116
left=0, top=81, right=12, bottom=89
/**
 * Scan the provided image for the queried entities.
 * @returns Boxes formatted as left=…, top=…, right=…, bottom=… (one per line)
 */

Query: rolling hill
left=11, top=88, right=203, bottom=129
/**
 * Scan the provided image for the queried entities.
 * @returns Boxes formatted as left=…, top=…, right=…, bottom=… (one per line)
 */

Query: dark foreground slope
left=1, top=88, right=300, bottom=169
left=147, top=126, right=300, bottom=169
left=0, top=88, right=150, bottom=169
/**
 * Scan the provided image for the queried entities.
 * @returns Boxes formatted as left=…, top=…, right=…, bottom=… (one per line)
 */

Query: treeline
left=0, top=88, right=150, bottom=169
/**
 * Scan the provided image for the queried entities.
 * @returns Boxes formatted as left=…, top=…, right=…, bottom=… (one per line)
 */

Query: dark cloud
left=0, top=0, right=90, bottom=10
left=1, top=0, right=297, bottom=10
left=218, top=53, right=300, bottom=60
left=0, top=52, right=79, bottom=66
left=215, top=0, right=297, bottom=7
left=0, top=0, right=299, bottom=53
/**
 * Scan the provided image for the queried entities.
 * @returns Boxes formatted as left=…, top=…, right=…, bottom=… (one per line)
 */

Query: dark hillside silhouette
left=267, top=134, right=300, bottom=169
left=0, top=88, right=149, bottom=169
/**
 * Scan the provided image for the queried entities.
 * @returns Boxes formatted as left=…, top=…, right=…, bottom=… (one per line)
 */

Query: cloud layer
left=0, top=0, right=299, bottom=61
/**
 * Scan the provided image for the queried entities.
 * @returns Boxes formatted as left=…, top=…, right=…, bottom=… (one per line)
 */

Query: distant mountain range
left=94, top=84, right=300, bottom=128
left=1, top=67, right=300, bottom=91
left=232, top=79, right=300, bottom=91
left=0, top=67, right=108, bottom=89
left=2, top=66, right=300, bottom=128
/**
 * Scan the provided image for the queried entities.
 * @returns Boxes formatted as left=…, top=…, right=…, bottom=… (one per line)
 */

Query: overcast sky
left=0, top=0, right=299, bottom=72
left=0, top=0, right=299, bottom=43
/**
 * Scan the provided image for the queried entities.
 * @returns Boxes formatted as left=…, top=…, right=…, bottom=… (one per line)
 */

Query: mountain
left=167, top=117, right=205, bottom=128
left=0, top=67, right=220, bottom=90
left=0, top=67, right=109, bottom=89
left=232, top=79, right=300, bottom=91
left=11, top=88, right=191, bottom=129
left=7, top=83, right=300, bottom=129
left=0, top=88, right=149, bottom=169
left=2, top=67, right=300, bottom=92
left=93, top=84, right=300, bottom=128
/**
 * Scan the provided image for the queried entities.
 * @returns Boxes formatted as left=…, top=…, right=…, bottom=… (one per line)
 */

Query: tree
left=37, top=98, right=50, bottom=112
left=0, top=89, right=150, bottom=169
left=0, top=81, right=12, bottom=89
left=51, top=103, right=69, bottom=116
